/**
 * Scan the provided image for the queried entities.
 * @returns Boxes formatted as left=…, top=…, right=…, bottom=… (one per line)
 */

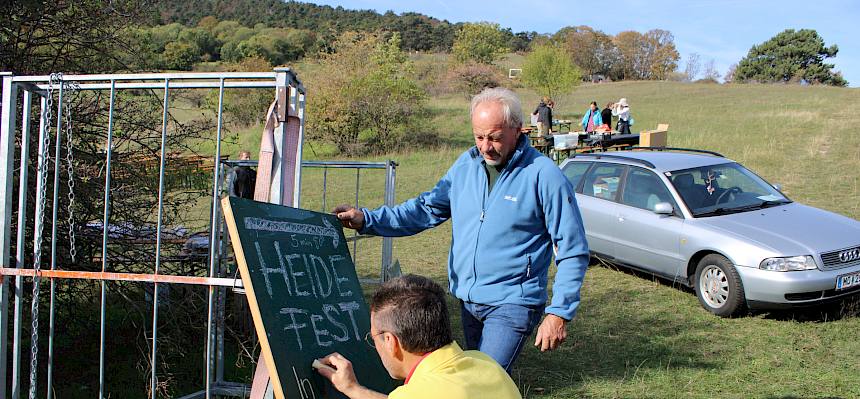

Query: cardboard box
left=640, top=129, right=667, bottom=147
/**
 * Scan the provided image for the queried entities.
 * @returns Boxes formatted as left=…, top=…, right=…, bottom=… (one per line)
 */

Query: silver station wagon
left=560, top=148, right=860, bottom=317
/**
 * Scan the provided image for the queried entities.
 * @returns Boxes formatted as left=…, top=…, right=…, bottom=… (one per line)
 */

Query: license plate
left=836, top=271, right=860, bottom=290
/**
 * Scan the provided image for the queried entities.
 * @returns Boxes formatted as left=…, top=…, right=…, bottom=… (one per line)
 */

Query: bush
left=452, top=22, right=509, bottom=65
left=448, top=62, right=505, bottom=96
left=694, top=77, right=720, bottom=84
left=162, top=41, right=201, bottom=71
left=305, top=32, right=435, bottom=156
left=413, top=54, right=455, bottom=96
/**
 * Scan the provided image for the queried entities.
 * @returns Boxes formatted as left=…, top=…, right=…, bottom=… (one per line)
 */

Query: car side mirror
left=653, top=202, right=674, bottom=215
left=772, top=183, right=782, bottom=191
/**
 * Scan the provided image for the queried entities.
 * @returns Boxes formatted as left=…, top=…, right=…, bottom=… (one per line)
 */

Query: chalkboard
left=222, top=197, right=397, bottom=399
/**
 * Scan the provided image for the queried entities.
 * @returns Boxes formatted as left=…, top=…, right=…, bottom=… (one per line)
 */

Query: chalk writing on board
left=280, top=302, right=360, bottom=349
left=245, top=216, right=340, bottom=248
left=252, top=232, right=362, bottom=351
left=292, top=366, right=318, bottom=399
left=255, top=238, right=353, bottom=300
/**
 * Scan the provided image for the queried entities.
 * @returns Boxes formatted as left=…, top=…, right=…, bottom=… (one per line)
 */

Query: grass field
left=140, top=75, right=860, bottom=398
left=295, top=80, right=860, bottom=399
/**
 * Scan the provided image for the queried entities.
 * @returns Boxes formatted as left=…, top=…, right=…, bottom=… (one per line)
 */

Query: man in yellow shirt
left=316, top=274, right=522, bottom=399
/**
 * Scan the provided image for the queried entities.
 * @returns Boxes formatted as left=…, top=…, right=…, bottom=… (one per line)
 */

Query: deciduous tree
left=684, top=52, right=701, bottom=82
left=452, top=22, right=509, bottom=65
left=305, top=32, right=434, bottom=155
left=611, top=29, right=679, bottom=80
left=702, top=59, right=721, bottom=82
left=644, top=29, right=680, bottom=80
left=0, top=0, right=153, bottom=74
left=521, top=44, right=581, bottom=99
left=554, top=26, right=617, bottom=79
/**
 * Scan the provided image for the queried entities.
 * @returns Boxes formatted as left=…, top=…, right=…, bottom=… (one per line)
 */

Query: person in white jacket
left=612, top=98, right=632, bottom=134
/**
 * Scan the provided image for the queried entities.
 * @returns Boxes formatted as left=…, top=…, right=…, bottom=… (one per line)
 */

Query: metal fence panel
left=0, top=70, right=396, bottom=399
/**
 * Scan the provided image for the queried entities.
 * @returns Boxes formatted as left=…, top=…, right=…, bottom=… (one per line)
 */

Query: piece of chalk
left=312, top=359, right=336, bottom=373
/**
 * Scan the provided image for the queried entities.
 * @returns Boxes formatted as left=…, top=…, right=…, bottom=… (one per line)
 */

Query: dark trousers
left=617, top=120, right=631, bottom=135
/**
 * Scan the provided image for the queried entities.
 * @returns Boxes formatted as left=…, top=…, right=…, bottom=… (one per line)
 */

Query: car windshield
left=668, top=162, right=791, bottom=217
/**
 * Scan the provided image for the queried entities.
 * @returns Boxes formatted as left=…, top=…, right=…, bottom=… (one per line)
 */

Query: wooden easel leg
left=249, top=353, right=270, bottom=399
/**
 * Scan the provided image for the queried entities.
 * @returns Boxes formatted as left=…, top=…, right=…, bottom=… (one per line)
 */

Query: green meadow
left=293, top=80, right=860, bottom=399
left=140, top=75, right=860, bottom=398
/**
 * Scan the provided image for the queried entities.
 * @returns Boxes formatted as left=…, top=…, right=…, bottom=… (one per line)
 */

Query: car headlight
left=759, top=255, right=818, bottom=271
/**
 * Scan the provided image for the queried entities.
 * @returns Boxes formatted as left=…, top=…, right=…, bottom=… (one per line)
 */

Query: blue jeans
left=460, top=301, right=542, bottom=372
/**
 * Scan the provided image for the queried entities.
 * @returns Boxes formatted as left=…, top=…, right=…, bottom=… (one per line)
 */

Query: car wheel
left=694, top=254, right=746, bottom=317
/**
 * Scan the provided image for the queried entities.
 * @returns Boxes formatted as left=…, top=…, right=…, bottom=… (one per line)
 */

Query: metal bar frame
left=98, top=80, right=116, bottom=399
left=0, top=70, right=307, bottom=399
left=0, top=268, right=242, bottom=287
left=11, top=91, right=37, bottom=399
left=11, top=72, right=280, bottom=82
left=220, top=159, right=398, bottom=283
left=46, top=75, right=65, bottom=399
left=204, top=78, right=226, bottom=399
left=1, top=71, right=20, bottom=399
left=0, top=69, right=402, bottom=398
left=149, top=77, right=170, bottom=399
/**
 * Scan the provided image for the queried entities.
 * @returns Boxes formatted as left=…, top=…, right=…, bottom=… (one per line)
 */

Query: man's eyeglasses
left=364, top=331, right=387, bottom=348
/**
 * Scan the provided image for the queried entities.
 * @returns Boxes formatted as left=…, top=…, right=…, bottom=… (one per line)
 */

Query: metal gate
left=0, top=71, right=398, bottom=398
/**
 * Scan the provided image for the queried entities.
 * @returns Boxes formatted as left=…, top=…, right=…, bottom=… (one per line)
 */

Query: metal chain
left=64, top=79, right=79, bottom=263
left=30, top=72, right=59, bottom=399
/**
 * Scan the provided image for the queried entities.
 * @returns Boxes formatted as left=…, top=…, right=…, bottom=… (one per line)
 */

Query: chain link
left=64, top=80, right=79, bottom=263
left=29, top=72, right=60, bottom=399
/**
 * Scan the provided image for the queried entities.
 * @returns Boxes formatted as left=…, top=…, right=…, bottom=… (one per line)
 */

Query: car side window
left=581, top=163, right=625, bottom=201
left=621, top=167, right=678, bottom=212
left=562, top=162, right=592, bottom=191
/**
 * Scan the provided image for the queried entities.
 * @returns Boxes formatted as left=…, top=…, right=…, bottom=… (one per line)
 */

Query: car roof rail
left=629, top=146, right=725, bottom=157
left=570, top=153, right=656, bottom=169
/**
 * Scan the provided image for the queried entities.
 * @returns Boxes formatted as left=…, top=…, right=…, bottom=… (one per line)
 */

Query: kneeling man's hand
left=316, top=353, right=360, bottom=395
left=316, top=353, right=387, bottom=399
left=534, top=314, right=567, bottom=352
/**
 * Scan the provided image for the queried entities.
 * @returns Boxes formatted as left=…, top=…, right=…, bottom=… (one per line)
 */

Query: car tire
left=694, top=254, right=746, bottom=317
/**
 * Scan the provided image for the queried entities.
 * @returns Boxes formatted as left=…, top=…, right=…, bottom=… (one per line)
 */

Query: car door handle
left=617, top=215, right=625, bottom=222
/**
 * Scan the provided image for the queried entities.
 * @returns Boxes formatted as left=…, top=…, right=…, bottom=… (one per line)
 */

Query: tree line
left=131, top=16, right=683, bottom=84
left=2, top=0, right=847, bottom=86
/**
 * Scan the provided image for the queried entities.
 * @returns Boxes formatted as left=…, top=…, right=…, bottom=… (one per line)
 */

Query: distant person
left=316, top=274, right=522, bottom=399
left=227, top=150, right=255, bottom=199
left=580, top=101, right=603, bottom=133
left=544, top=99, right=557, bottom=147
left=612, top=98, right=632, bottom=135
left=601, top=102, right=613, bottom=131
left=532, top=97, right=553, bottom=137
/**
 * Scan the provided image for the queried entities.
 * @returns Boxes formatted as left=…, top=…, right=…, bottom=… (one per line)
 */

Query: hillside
left=156, top=0, right=460, bottom=52
left=296, top=71, right=860, bottom=221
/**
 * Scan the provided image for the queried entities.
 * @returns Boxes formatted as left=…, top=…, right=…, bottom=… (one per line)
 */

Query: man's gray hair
left=470, top=87, right=523, bottom=129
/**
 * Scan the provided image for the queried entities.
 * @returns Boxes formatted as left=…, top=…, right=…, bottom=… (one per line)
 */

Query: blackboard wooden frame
left=221, top=197, right=395, bottom=399
left=223, top=197, right=289, bottom=398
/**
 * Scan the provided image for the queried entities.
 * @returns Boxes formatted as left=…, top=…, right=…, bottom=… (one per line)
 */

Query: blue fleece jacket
left=581, top=108, right=603, bottom=131
left=359, top=135, right=590, bottom=320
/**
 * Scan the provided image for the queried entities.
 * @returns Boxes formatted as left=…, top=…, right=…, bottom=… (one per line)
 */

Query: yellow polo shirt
left=388, top=342, right=522, bottom=399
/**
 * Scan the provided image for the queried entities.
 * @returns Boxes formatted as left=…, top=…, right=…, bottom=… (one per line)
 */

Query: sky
left=307, top=0, right=860, bottom=86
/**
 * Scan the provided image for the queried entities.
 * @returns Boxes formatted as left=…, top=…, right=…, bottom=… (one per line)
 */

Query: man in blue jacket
left=334, top=87, right=589, bottom=372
